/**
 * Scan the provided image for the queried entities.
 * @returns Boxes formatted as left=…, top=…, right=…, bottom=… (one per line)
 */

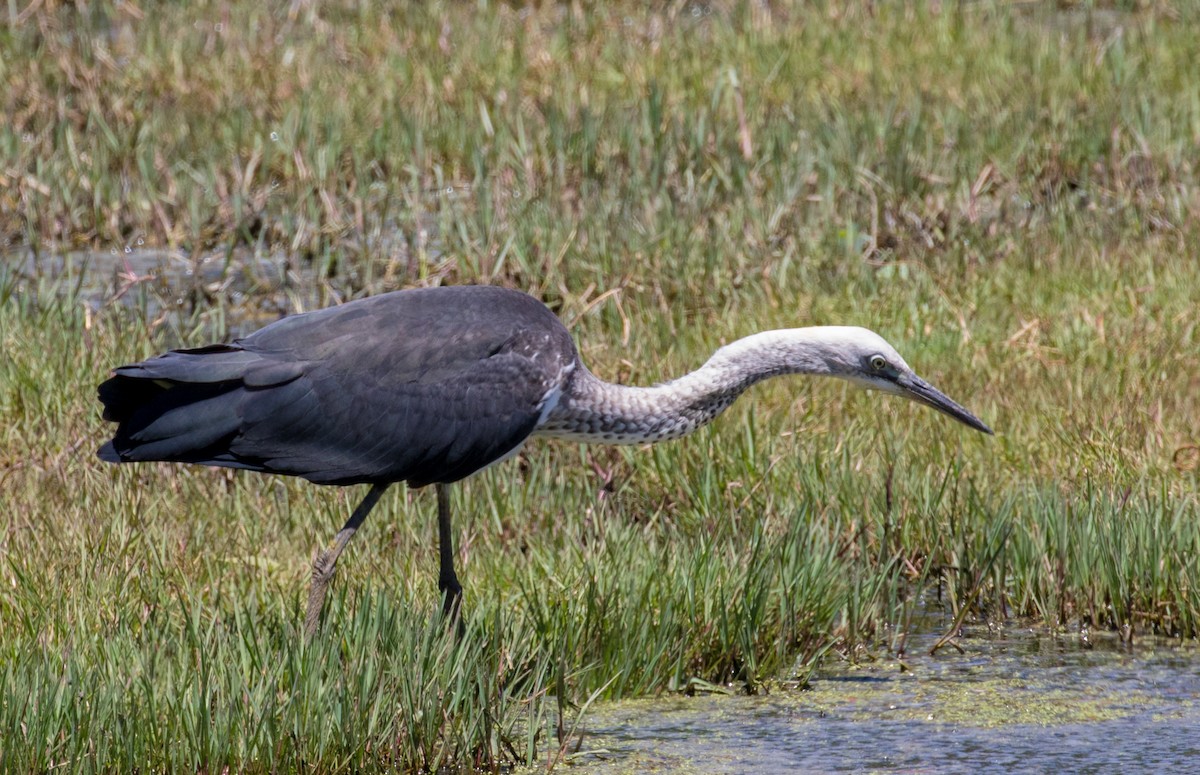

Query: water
left=568, top=629, right=1200, bottom=773
left=5, top=229, right=443, bottom=341
left=6, top=248, right=320, bottom=339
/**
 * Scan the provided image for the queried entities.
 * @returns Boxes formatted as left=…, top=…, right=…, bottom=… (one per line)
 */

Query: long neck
left=536, top=330, right=837, bottom=445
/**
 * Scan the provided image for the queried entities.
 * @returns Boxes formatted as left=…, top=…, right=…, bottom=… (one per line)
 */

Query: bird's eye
left=869, top=355, right=888, bottom=371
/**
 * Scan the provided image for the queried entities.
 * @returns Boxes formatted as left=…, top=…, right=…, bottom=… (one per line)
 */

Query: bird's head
left=782, top=326, right=994, bottom=434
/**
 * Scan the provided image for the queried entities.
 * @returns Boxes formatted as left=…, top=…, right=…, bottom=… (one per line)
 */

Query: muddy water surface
left=568, top=630, right=1199, bottom=773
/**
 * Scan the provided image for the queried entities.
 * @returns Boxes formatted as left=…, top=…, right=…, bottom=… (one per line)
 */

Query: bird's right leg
left=304, top=483, right=389, bottom=639
left=436, top=483, right=464, bottom=624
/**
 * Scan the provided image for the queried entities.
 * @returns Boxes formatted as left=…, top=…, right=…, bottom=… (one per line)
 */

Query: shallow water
left=5, top=234, right=458, bottom=342
left=568, top=629, right=1200, bottom=773
left=11, top=248, right=324, bottom=334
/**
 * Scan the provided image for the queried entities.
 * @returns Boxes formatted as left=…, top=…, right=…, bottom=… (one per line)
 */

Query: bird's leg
left=436, top=483, right=464, bottom=624
left=304, top=483, right=389, bottom=639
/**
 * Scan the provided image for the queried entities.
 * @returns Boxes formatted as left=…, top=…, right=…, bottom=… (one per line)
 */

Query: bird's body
left=98, top=285, right=991, bottom=634
left=100, top=286, right=574, bottom=487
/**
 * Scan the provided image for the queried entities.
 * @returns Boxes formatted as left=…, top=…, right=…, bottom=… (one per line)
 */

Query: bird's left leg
left=436, top=483, right=464, bottom=622
left=305, top=483, right=389, bottom=639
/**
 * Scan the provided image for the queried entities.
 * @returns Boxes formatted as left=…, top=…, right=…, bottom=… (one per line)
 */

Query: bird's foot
left=439, top=580, right=464, bottom=636
left=304, top=547, right=341, bottom=639
left=311, top=546, right=339, bottom=586
left=304, top=585, right=327, bottom=640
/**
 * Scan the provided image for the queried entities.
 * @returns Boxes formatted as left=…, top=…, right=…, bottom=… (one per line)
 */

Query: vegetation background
left=1, top=1, right=1197, bottom=771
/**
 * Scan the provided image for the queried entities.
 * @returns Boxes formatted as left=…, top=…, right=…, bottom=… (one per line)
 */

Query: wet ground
left=567, top=629, right=1199, bottom=773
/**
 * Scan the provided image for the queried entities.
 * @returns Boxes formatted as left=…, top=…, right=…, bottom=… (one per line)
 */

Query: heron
left=97, top=285, right=992, bottom=636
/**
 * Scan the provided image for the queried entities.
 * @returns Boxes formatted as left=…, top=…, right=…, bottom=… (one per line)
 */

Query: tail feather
left=98, top=375, right=244, bottom=464
left=98, top=374, right=168, bottom=423
left=98, top=345, right=262, bottom=466
left=123, top=390, right=242, bottom=460
left=99, top=345, right=260, bottom=421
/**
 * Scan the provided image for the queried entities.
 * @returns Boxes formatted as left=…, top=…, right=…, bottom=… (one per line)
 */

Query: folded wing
left=98, top=287, right=575, bottom=487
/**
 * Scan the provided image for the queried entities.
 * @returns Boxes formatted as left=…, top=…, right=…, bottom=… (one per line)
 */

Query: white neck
left=535, top=328, right=869, bottom=445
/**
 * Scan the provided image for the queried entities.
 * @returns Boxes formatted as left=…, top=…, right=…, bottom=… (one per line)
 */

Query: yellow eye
left=870, top=355, right=887, bottom=371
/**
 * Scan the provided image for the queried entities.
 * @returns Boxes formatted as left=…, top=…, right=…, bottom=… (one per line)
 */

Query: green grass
left=2, top=1, right=1200, bottom=771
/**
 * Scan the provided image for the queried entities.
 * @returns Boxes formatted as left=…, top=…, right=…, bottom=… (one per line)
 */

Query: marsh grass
left=3, top=1, right=1200, bottom=771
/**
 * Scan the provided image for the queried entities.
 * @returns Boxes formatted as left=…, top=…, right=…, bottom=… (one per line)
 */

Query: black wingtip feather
left=98, top=366, right=250, bottom=468
left=98, top=374, right=168, bottom=424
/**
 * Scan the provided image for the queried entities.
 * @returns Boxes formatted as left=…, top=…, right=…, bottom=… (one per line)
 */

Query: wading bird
left=98, top=285, right=992, bottom=636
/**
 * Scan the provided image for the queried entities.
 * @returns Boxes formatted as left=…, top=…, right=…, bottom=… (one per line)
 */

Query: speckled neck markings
left=534, top=328, right=899, bottom=445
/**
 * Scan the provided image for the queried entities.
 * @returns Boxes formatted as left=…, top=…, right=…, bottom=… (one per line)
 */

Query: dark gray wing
left=98, top=286, right=577, bottom=486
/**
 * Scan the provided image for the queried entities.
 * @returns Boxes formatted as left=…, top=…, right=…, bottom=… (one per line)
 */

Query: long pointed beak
left=897, top=374, right=993, bottom=434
